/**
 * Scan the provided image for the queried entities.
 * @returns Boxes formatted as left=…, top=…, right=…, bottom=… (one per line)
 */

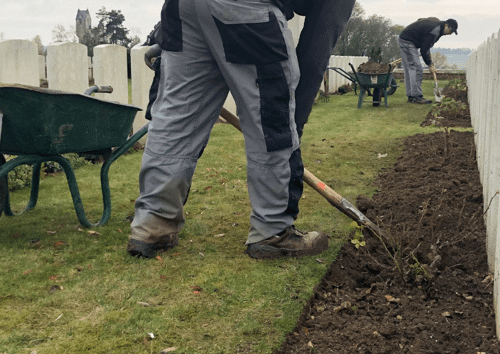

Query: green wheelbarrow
left=0, top=83, right=148, bottom=227
left=348, top=63, right=397, bottom=108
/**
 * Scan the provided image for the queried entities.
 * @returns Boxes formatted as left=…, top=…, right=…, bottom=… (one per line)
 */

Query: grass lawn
left=0, top=80, right=448, bottom=353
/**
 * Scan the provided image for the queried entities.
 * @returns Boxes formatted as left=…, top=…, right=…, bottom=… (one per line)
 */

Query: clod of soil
left=357, top=62, right=393, bottom=74
left=275, top=85, right=498, bottom=353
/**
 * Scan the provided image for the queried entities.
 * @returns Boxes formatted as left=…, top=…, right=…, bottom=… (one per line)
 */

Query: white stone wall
left=46, top=42, right=88, bottom=93
left=93, top=44, right=128, bottom=104
left=0, top=39, right=39, bottom=86
left=466, top=28, right=500, bottom=337
left=328, top=56, right=369, bottom=92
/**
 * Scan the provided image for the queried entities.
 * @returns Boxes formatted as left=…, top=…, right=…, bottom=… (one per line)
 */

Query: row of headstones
left=0, top=39, right=155, bottom=135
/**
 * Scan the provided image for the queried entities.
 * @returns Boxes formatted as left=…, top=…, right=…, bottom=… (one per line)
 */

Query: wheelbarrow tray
left=0, top=84, right=141, bottom=155
left=355, top=72, right=395, bottom=89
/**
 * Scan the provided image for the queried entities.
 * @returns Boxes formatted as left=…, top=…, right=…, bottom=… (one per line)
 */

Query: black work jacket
left=274, top=0, right=317, bottom=19
left=399, top=18, right=445, bottom=66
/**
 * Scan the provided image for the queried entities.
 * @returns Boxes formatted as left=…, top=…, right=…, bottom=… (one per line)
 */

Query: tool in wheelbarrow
left=218, top=108, right=385, bottom=239
left=0, top=83, right=148, bottom=227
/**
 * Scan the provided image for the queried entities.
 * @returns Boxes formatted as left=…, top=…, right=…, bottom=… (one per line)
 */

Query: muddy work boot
left=245, top=226, right=329, bottom=260
left=127, top=234, right=179, bottom=259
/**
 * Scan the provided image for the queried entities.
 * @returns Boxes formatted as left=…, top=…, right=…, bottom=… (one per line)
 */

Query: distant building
left=76, top=9, right=91, bottom=42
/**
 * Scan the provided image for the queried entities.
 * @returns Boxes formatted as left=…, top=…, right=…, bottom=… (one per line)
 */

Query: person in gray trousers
left=398, top=18, right=458, bottom=104
left=128, top=0, right=320, bottom=260
left=127, top=0, right=353, bottom=260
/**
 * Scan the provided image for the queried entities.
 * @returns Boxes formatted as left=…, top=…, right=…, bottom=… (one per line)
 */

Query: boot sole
left=127, top=238, right=178, bottom=258
left=245, top=237, right=328, bottom=260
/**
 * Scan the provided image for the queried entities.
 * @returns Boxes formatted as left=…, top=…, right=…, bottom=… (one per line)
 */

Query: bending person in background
left=398, top=17, right=458, bottom=104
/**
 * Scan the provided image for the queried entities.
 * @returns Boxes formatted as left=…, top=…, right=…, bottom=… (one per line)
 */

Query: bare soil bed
left=275, top=84, right=498, bottom=353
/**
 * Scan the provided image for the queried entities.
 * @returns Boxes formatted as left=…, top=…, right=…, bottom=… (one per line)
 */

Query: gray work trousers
left=130, top=0, right=302, bottom=245
left=398, top=37, right=423, bottom=98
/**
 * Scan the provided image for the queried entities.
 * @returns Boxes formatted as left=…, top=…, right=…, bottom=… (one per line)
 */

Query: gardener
left=127, top=0, right=354, bottom=260
left=398, top=18, right=458, bottom=104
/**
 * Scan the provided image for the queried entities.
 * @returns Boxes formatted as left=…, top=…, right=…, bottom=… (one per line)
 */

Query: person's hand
left=429, top=65, right=436, bottom=75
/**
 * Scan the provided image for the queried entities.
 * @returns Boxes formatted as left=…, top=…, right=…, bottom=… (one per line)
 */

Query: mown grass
left=0, top=80, right=454, bottom=353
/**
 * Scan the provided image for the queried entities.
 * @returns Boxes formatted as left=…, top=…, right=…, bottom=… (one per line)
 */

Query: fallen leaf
left=137, top=302, right=150, bottom=307
left=204, top=186, right=213, bottom=191
left=148, top=333, right=155, bottom=339
left=191, top=285, right=203, bottom=291
left=316, top=258, right=323, bottom=263
left=199, top=252, right=205, bottom=257
left=49, top=275, right=58, bottom=280
left=385, top=295, right=400, bottom=303
left=23, top=269, right=33, bottom=275
left=77, top=228, right=84, bottom=232
left=160, top=275, right=167, bottom=280
left=214, top=233, right=225, bottom=238
left=88, top=230, right=100, bottom=236
left=193, top=291, right=201, bottom=295
left=54, top=241, right=65, bottom=247
left=442, top=311, right=452, bottom=317
left=156, top=256, right=163, bottom=261
left=160, top=348, right=177, bottom=353
left=307, top=341, right=314, bottom=348
left=377, top=153, right=388, bottom=158
left=47, top=231, right=57, bottom=235
left=118, top=228, right=123, bottom=233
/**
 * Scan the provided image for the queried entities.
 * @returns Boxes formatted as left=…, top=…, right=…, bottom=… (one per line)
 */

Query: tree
left=32, top=35, right=45, bottom=55
left=431, top=52, right=451, bottom=69
left=52, top=25, right=78, bottom=43
left=96, top=7, right=130, bottom=46
left=333, top=3, right=402, bottom=64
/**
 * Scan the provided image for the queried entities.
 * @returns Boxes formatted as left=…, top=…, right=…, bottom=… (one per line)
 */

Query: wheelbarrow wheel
left=0, top=154, right=8, bottom=217
left=387, top=78, right=398, bottom=96
left=372, top=88, right=381, bottom=107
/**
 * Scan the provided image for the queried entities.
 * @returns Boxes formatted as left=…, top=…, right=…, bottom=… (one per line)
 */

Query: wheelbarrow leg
left=0, top=157, right=42, bottom=217
left=358, top=88, right=367, bottom=108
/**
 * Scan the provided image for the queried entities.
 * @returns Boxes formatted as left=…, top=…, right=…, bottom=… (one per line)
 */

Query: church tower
left=76, top=9, right=92, bottom=42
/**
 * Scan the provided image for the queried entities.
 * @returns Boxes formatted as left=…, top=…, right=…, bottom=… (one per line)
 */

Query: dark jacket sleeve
left=420, top=34, right=436, bottom=66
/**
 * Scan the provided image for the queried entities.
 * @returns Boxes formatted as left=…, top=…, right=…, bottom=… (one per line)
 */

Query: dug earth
left=275, top=82, right=498, bottom=353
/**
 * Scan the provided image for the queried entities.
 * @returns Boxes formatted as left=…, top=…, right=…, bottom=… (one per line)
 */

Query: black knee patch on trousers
left=285, top=148, right=303, bottom=218
left=257, top=63, right=293, bottom=152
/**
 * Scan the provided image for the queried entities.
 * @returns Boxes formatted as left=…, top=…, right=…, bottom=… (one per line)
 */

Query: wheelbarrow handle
left=328, top=67, right=356, bottom=84
left=84, top=85, right=114, bottom=96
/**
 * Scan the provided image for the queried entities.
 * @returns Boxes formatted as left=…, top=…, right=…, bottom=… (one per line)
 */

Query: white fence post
left=46, top=42, right=88, bottom=93
left=0, top=39, right=39, bottom=86
left=93, top=44, right=128, bottom=104
left=468, top=28, right=500, bottom=338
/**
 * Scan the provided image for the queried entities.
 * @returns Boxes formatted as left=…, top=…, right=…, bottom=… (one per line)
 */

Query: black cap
left=445, top=19, right=458, bottom=35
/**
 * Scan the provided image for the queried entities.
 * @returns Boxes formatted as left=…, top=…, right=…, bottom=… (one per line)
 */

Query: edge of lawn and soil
left=0, top=80, right=461, bottom=354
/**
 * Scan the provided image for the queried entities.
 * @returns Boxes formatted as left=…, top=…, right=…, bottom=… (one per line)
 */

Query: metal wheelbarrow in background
left=0, top=84, right=148, bottom=227
left=330, top=63, right=398, bottom=108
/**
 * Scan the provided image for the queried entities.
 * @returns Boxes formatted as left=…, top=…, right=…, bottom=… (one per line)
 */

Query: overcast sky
left=1, top=0, right=499, bottom=50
